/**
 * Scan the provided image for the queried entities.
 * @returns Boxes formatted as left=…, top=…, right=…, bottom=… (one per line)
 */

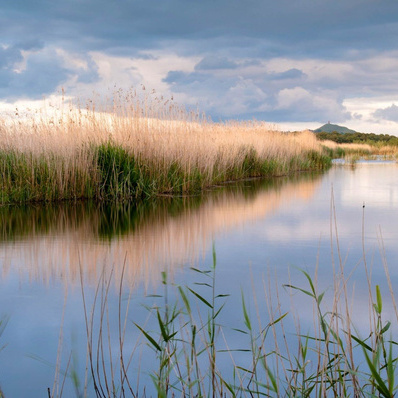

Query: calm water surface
left=1, top=162, right=398, bottom=396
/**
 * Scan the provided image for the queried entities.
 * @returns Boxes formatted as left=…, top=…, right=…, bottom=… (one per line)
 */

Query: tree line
left=315, top=131, right=398, bottom=146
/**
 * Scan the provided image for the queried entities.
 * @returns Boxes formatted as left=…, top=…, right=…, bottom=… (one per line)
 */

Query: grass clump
left=96, top=143, right=142, bottom=200
left=74, top=240, right=398, bottom=398
left=0, top=89, right=331, bottom=204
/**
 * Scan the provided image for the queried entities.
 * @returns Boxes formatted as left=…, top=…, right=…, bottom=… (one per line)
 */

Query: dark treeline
left=315, top=131, right=398, bottom=145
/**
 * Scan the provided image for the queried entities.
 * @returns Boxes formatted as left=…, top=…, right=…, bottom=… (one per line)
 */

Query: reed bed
left=321, top=139, right=398, bottom=160
left=0, top=90, right=330, bottom=204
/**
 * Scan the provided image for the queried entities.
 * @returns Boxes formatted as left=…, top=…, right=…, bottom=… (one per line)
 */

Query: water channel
left=1, top=161, right=398, bottom=396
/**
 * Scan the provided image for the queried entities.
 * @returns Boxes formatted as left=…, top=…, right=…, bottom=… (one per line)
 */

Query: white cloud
left=276, top=86, right=350, bottom=121
left=343, top=97, right=398, bottom=134
left=373, top=103, right=398, bottom=122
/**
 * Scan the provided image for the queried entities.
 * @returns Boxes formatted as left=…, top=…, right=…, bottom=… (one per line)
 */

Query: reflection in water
left=0, top=172, right=323, bottom=288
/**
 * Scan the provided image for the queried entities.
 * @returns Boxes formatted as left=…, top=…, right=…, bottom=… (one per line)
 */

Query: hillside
left=314, top=123, right=357, bottom=134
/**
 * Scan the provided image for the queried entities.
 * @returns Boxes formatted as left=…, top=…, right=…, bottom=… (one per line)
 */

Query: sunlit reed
left=0, top=89, right=330, bottom=203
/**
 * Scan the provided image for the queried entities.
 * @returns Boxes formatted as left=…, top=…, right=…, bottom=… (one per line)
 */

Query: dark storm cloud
left=2, top=0, right=398, bottom=128
left=374, top=104, right=398, bottom=122
left=2, top=0, right=398, bottom=56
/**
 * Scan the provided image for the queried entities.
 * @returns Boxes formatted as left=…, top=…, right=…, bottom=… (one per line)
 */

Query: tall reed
left=321, top=139, right=398, bottom=160
left=0, top=89, right=331, bottom=204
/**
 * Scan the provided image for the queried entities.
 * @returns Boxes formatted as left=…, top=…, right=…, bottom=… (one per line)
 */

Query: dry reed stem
left=1, top=91, right=326, bottom=204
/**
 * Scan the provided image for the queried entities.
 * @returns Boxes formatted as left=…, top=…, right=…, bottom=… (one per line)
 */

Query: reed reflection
left=0, top=172, right=323, bottom=288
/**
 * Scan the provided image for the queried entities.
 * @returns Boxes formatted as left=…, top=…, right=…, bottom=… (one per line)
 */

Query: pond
left=0, top=161, right=398, bottom=396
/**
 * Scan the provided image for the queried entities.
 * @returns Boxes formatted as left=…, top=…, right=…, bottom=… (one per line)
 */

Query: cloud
left=1, top=0, right=398, bottom=132
left=0, top=48, right=70, bottom=99
left=2, top=0, right=398, bottom=58
left=373, top=104, right=398, bottom=122
left=276, top=87, right=351, bottom=122
left=0, top=41, right=42, bottom=70
left=0, top=47, right=102, bottom=100
left=163, top=69, right=270, bottom=117
left=0, top=45, right=24, bottom=69
left=269, top=68, right=306, bottom=80
left=162, top=61, right=352, bottom=122
left=195, top=56, right=238, bottom=71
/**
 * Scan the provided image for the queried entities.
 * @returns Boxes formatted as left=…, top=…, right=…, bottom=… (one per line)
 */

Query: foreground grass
left=0, top=91, right=331, bottom=204
left=67, top=237, right=398, bottom=397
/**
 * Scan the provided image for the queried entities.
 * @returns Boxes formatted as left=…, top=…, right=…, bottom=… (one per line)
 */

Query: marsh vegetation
left=0, top=90, right=331, bottom=204
left=320, top=139, right=398, bottom=163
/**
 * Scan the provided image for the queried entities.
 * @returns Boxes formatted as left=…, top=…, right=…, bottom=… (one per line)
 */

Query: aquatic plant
left=0, top=89, right=330, bottom=204
left=72, top=236, right=398, bottom=398
left=320, top=139, right=398, bottom=161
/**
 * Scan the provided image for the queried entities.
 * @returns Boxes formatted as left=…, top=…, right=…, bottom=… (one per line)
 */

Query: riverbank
left=320, top=139, right=398, bottom=162
left=0, top=93, right=331, bottom=204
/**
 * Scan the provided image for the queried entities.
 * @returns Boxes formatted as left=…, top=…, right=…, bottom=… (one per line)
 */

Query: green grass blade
left=317, top=291, right=325, bottom=305
left=221, top=378, right=235, bottom=396
left=212, top=242, right=217, bottom=269
left=381, top=321, right=391, bottom=335
left=376, top=285, right=382, bottom=314
left=178, top=286, right=191, bottom=315
left=387, top=340, right=395, bottom=395
left=241, top=291, right=251, bottom=331
left=157, top=310, right=169, bottom=342
left=363, top=348, right=392, bottom=397
left=302, top=270, right=316, bottom=296
left=269, top=312, right=288, bottom=326
left=283, top=284, right=315, bottom=299
left=350, top=334, right=373, bottom=352
left=187, top=288, right=213, bottom=308
left=135, top=323, right=161, bottom=352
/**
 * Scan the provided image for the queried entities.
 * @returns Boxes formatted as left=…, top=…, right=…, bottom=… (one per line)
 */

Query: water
left=0, top=161, right=398, bottom=396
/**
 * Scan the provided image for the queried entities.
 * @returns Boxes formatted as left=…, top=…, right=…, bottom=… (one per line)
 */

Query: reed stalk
left=0, top=89, right=331, bottom=204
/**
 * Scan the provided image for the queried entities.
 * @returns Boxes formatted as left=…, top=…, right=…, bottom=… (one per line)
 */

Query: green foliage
left=134, top=245, right=227, bottom=397
left=96, top=143, right=142, bottom=200
left=0, top=141, right=332, bottom=204
left=0, top=149, right=93, bottom=203
left=315, top=131, right=398, bottom=146
left=322, top=145, right=346, bottom=159
left=78, top=247, right=398, bottom=397
left=314, top=123, right=357, bottom=134
left=305, top=150, right=332, bottom=169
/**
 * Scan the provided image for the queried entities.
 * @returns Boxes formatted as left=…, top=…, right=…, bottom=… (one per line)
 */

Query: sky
left=2, top=0, right=398, bottom=134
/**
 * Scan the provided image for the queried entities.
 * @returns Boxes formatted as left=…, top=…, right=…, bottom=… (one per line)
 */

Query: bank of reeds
left=321, top=139, right=398, bottom=161
left=0, top=90, right=330, bottom=204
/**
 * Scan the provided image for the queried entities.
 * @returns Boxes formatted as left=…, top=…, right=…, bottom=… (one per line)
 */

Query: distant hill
left=314, top=123, right=357, bottom=135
